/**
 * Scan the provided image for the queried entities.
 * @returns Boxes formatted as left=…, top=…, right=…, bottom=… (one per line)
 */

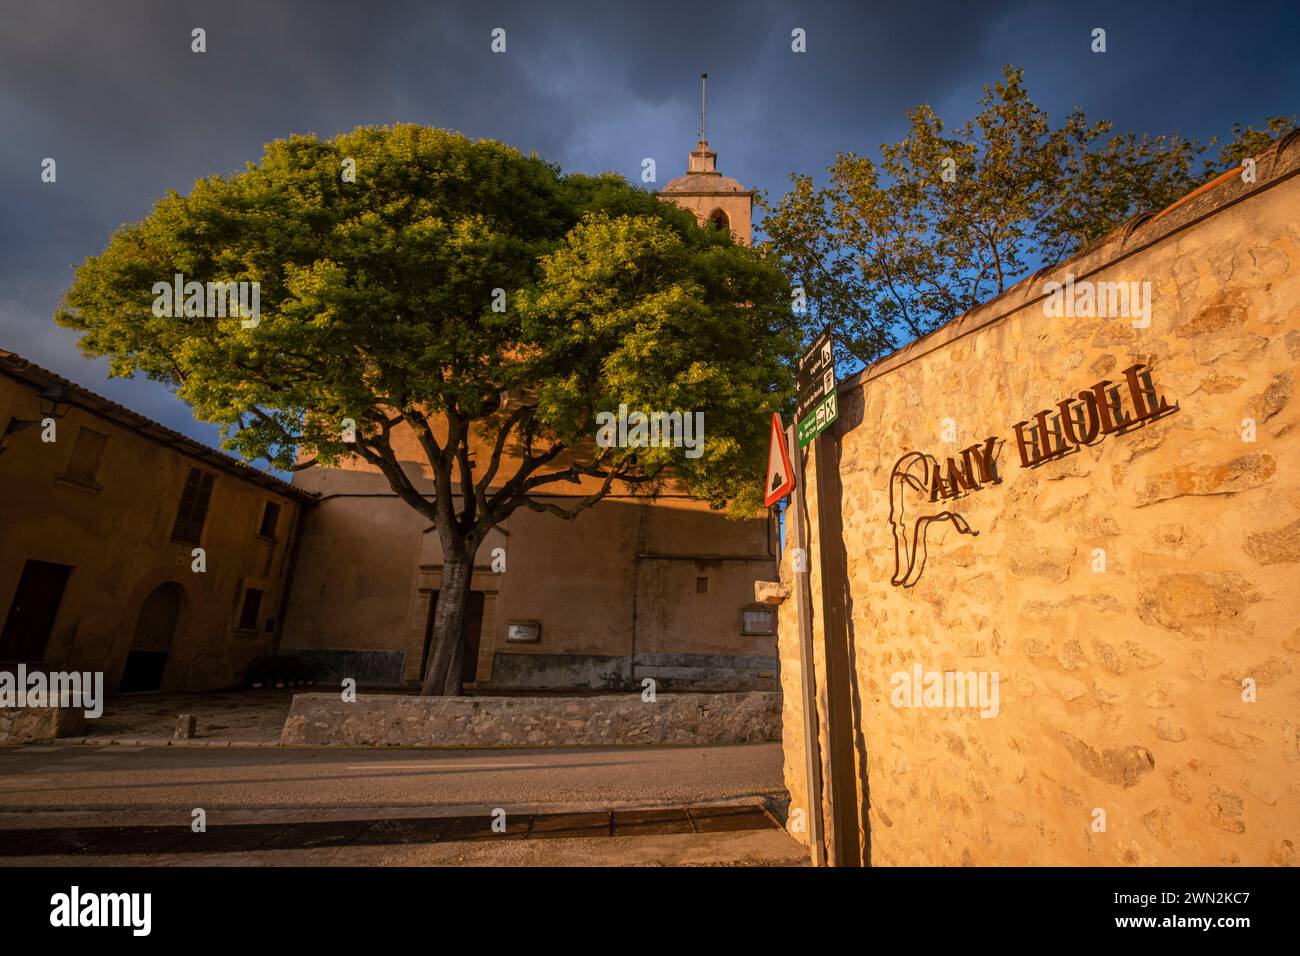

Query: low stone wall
left=280, top=691, right=781, bottom=747
left=0, top=706, right=86, bottom=744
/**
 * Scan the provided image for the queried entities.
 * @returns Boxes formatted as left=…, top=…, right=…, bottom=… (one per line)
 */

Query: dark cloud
left=2, top=0, right=1297, bottom=459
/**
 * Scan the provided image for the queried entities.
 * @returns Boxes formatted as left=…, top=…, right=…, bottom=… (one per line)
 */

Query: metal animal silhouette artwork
left=888, top=451, right=979, bottom=588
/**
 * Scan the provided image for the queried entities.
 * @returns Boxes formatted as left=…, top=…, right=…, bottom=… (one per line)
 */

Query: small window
left=708, top=208, right=730, bottom=232
left=741, top=607, right=776, bottom=636
left=237, top=588, right=264, bottom=632
left=696, top=576, right=709, bottom=594
left=258, top=501, right=281, bottom=540
left=171, top=468, right=215, bottom=544
left=61, top=427, right=108, bottom=487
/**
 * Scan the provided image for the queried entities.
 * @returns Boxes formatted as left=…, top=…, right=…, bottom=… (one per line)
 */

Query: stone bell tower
left=660, top=73, right=753, bottom=245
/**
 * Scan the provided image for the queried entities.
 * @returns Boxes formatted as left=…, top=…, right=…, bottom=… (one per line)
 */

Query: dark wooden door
left=420, top=590, right=486, bottom=686
left=119, top=583, right=181, bottom=692
left=0, top=560, right=74, bottom=661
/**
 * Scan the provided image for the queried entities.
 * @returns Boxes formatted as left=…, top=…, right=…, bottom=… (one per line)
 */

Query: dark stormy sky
left=2, top=0, right=1297, bottom=466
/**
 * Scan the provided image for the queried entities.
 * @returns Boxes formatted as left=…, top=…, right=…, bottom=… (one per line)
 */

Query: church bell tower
left=659, top=73, right=753, bottom=245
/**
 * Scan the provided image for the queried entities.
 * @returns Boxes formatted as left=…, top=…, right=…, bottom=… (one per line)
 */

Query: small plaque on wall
left=506, top=621, right=541, bottom=643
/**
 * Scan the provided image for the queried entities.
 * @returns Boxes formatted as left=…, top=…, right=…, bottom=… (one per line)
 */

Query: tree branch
left=516, top=466, right=629, bottom=521
left=353, top=433, right=437, bottom=525
left=476, top=402, right=534, bottom=498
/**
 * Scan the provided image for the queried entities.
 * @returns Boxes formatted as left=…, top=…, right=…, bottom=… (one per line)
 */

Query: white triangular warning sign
left=764, top=412, right=795, bottom=507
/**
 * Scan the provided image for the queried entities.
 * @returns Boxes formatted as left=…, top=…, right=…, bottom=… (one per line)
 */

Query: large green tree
left=57, top=124, right=797, bottom=695
left=762, top=65, right=1293, bottom=368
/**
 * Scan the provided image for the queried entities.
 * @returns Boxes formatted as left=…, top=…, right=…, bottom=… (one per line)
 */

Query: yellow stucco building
left=1, top=351, right=313, bottom=693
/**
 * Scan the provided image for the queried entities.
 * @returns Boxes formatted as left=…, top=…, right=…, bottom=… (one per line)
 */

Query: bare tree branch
left=353, top=433, right=437, bottom=525
left=476, top=402, right=534, bottom=498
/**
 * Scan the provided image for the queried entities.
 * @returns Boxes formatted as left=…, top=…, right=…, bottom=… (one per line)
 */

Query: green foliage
left=1214, top=115, right=1296, bottom=169
left=517, top=212, right=793, bottom=513
left=761, top=65, right=1293, bottom=369
left=57, top=124, right=796, bottom=541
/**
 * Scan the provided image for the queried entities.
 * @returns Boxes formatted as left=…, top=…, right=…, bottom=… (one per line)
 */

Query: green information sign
left=797, top=391, right=838, bottom=447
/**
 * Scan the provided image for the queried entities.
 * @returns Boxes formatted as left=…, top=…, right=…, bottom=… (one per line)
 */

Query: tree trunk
left=421, top=549, right=475, bottom=696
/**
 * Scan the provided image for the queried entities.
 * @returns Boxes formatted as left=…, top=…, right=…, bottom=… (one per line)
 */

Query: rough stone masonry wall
left=0, top=705, right=85, bottom=744
left=778, top=138, right=1300, bottom=866
left=281, top=691, right=780, bottom=747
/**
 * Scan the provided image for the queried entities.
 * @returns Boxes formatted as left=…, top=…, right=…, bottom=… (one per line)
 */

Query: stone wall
left=0, top=706, right=85, bottom=744
left=776, top=138, right=1300, bottom=866
left=280, top=691, right=780, bottom=747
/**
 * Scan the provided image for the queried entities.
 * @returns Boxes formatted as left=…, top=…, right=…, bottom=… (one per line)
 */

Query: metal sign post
left=793, top=327, right=860, bottom=867
left=787, top=422, right=826, bottom=867
left=763, top=327, right=859, bottom=866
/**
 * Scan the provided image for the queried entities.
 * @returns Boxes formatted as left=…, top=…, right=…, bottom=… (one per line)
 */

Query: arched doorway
left=119, top=583, right=182, bottom=692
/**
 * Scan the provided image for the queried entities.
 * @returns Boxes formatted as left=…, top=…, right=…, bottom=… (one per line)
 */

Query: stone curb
left=66, top=737, right=282, bottom=748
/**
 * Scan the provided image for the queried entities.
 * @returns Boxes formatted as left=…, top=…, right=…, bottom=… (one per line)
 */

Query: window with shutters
left=170, top=468, right=215, bottom=544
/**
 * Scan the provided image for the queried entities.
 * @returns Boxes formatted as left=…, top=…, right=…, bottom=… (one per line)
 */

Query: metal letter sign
left=765, top=413, right=796, bottom=507
left=796, top=326, right=838, bottom=447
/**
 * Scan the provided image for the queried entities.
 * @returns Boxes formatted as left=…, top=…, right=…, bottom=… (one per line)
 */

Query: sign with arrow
left=796, top=326, right=838, bottom=446
left=797, top=390, right=838, bottom=448
left=796, top=325, right=835, bottom=421
left=764, top=412, right=795, bottom=507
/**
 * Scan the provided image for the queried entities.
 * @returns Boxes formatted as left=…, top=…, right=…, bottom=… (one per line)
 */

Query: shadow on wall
left=817, top=405, right=872, bottom=866
left=243, top=651, right=403, bottom=689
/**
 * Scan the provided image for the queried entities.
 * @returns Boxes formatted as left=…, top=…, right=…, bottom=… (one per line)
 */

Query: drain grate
left=0, top=804, right=778, bottom=857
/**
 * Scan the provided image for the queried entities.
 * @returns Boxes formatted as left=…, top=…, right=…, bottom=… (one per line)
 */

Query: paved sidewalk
left=73, top=688, right=300, bottom=746
left=66, top=688, right=627, bottom=746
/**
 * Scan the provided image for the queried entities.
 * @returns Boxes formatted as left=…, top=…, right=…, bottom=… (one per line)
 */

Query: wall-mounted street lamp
left=1, top=385, right=72, bottom=453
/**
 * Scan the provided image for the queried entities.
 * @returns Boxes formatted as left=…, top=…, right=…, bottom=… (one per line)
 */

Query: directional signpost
left=786, top=325, right=859, bottom=867
left=797, top=392, right=837, bottom=448
left=795, top=325, right=838, bottom=447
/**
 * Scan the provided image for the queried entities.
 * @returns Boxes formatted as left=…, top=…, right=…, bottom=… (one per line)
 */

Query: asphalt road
left=0, top=742, right=786, bottom=824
